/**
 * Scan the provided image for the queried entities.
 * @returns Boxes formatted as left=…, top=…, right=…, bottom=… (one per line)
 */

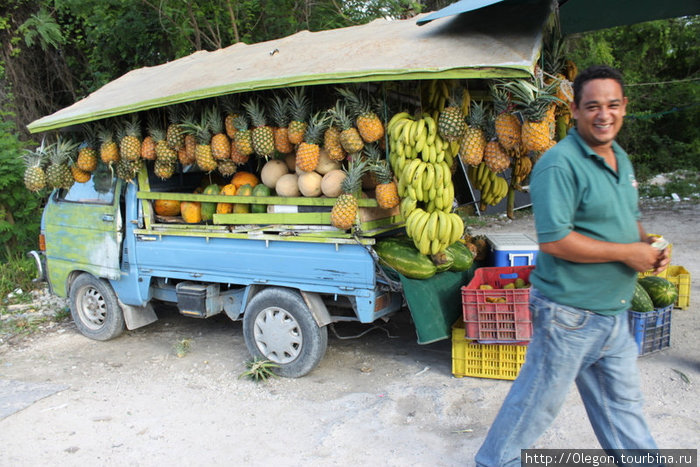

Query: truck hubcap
left=253, top=307, right=302, bottom=364
left=78, top=287, right=106, bottom=329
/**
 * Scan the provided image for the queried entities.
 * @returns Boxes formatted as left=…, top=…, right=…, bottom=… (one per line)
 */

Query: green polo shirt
left=529, top=128, right=641, bottom=315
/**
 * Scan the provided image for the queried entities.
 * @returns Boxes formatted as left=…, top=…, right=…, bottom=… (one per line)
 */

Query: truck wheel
left=69, top=273, right=125, bottom=341
left=243, top=288, right=328, bottom=378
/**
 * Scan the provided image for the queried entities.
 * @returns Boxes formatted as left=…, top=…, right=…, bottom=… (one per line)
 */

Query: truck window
left=59, top=170, right=116, bottom=205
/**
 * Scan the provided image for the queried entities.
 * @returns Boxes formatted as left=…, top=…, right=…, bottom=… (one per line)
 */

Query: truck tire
left=69, top=273, right=125, bottom=341
left=243, top=287, right=328, bottom=378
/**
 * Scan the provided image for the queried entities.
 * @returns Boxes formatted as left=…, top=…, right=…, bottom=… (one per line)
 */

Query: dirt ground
left=1, top=201, right=698, bottom=466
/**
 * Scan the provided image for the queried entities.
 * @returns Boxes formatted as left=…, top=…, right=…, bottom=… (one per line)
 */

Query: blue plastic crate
left=627, top=305, right=672, bottom=356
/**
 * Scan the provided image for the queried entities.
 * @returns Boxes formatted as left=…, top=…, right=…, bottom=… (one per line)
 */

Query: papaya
left=200, top=184, right=220, bottom=222
left=233, top=184, right=253, bottom=214
left=251, top=183, right=271, bottom=214
left=446, top=241, right=474, bottom=271
left=216, top=183, right=237, bottom=214
left=374, top=237, right=436, bottom=280
left=180, top=201, right=202, bottom=223
left=154, top=199, right=181, bottom=217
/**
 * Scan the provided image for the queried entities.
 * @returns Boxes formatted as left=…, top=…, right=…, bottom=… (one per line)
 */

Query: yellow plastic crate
left=639, top=234, right=672, bottom=279
left=667, top=265, right=691, bottom=310
left=451, top=322, right=527, bottom=380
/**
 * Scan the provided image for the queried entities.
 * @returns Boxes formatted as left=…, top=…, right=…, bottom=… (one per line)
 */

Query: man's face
left=571, top=78, right=627, bottom=150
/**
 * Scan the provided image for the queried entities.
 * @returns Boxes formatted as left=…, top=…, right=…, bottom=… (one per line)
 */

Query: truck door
left=44, top=170, right=123, bottom=286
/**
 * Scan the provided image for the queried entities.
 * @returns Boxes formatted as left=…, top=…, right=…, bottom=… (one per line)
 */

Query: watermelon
left=374, top=237, right=436, bottom=279
left=638, top=276, right=678, bottom=308
left=630, top=281, right=654, bottom=312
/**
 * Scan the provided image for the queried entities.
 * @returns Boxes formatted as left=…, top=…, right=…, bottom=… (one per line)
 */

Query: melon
left=638, top=276, right=678, bottom=308
left=284, top=153, right=296, bottom=172
left=261, top=159, right=289, bottom=189
left=200, top=184, right=220, bottom=222
left=298, top=171, right=322, bottom=197
left=275, top=173, right=300, bottom=197
left=315, top=148, right=341, bottom=175
left=321, top=169, right=346, bottom=198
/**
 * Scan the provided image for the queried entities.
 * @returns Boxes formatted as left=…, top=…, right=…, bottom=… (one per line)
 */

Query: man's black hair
left=573, top=65, right=625, bottom=106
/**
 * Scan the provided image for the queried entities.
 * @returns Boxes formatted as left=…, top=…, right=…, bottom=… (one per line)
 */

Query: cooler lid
left=485, top=233, right=539, bottom=250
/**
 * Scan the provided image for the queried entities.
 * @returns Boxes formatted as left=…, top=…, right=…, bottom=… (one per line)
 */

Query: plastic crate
left=461, top=266, right=534, bottom=343
left=666, top=265, right=690, bottom=310
left=628, top=305, right=672, bottom=356
left=485, top=233, right=539, bottom=267
left=451, top=322, right=527, bottom=380
left=638, top=234, right=672, bottom=279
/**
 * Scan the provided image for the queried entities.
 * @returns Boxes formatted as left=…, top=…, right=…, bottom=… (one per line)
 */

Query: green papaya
left=200, top=184, right=220, bottom=222
left=251, top=183, right=271, bottom=214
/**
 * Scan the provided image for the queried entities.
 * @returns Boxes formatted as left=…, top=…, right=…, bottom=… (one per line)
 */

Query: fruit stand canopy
left=27, top=0, right=553, bottom=134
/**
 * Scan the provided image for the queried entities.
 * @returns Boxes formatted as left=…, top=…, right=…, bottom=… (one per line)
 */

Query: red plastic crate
left=461, top=266, right=534, bottom=343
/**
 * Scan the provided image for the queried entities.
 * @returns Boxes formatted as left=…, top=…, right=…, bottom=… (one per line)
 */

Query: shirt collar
left=568, top=127, right=626, bottom=163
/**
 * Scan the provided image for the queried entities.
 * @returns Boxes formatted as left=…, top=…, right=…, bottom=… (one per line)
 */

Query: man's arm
left=539, top=228, right=668, bottom=273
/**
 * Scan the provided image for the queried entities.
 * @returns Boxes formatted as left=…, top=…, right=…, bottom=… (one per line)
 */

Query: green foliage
left=239, top=357, right=279, bottom=382
left=18, top=7, right=65, bottom=50
left=567, top=16, right=700, bottom=178
left=0, top=112, right=42, bottom=260
left=0, top=253, right=39, bottom=298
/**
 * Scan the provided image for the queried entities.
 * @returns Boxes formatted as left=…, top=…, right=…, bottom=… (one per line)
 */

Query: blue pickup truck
left=30, top=166, right=406, bottom=377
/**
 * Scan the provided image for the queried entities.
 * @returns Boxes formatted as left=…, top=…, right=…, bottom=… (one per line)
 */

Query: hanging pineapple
left=183, top=111, right=217, bottom=173
left=329, top=101, right=364, bottom=154
left=98, top=124, right=120, bottom=165
left=232, top=115, right=254, bottom=160
left=330, top=156, right=368, bottom=230
left=208, top=107, right=231, bottom=161
left=222, top=97, right=240, bottom=140
left=119, top=114, right=142, bottom=161
left=504, top=79, right=559, bottom=152
left=459, top=101, right=487, bottom=166
left=287, top=87, right=310, bottom=145
left=151, top=125, right=178, bottom=179
left=337, top=86, right=384, bottom=143
left=323, top=119, right=346, bottom=162
left=369, top=149, right=399, bottom=209
left=295, top=112, right=328, bottom=173
left=243, top=98, right=275, bottom=157
left=482, top=114, right=511, bottom=174
left=22, top=142, right=48, bottom=192
left=47, top=138, right=78, bottom=190
left=269, top=93, right=293, bottom=154
left=76, top=126, right=99, bottom=172
left=116, top=156, right=142, bottom=183
left=437, top=86, right=467, bottom=142
left=141, top=114, right=158, bottom=161
left=491, top=83, right=521, bottom=151
left=216, top=158, right=238, bottom=178
left=69, top=153, right=92, bottom=183
left=166, top=106, right=186, bottom=151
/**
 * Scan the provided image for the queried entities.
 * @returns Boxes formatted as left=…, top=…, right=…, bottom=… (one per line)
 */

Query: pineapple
left=459, top=101, right=487, bottom=166
left=369, top=148, right=398, bottom=209
left=216, top=159, right=238, bottom=177
left=22, top=143, right=48, bottom=192
left=153, top=158, right=176, bottom=180
left=491, top=83, right=521, bottom=151
left=222, top=97, right=240, bottom=139
left=482, top=115, right=511, bottom=174
left=182, top=112, right=217, bottom=172
left=270, top=94, right=293, bottom=154
left=337, top=86, right=384, bottom=143
left=437, top=86, right=467, bottom=142
left=287, top=87, right=310, bottom=145
left=98, top=125, right=120, bottom=164
left=180, top=132, right=197, bottom=166
left=232, top=115, right=254, bottom=159
left=543, top=33, right=573, bottom=105
left=243, top=98, right=275, bottom=157
left=116, top=157, right=142, bottom=182
left=166, top=106, right=186, bottom=151
left=209, top=107, right=231, bottom=160
left=330, top=156, right=368, bottom=230
left=323, top=122, right=346, bottom=162
left=141, top=113, right=159, bottom=161
left=329, top=101, right=364, bottom=154
left=295, top=112, right=328, bottom=173
left=47, top=138, right=78, bottom=190
left=120, top=114, right=142, bottom=161
left=152, top=126, right=177, bottom=165
left=504, top=79, right=559, bottom=152
left=76, top=126, right=99, bottom=172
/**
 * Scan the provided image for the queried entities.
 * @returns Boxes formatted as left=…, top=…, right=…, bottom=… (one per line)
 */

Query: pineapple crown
left=23, top=139, right=49, bottom=168
left=97, top=122, right=115, bottom=143
left=123, top=114, right=142, bottom=138
left=269, top=94, right=290, bottom=127
left=467, top=101, right=487, bottom=129
left=363, top=143, right=383, bottom=163
left=221, top=95, right=238, bottom=115
left=482, top=110, right=497, bottom=141
left=181, top=111, right=212, bottom=144
left=146, top=112, right=164, bottom=138
left=79, top=124, right=97, bottom=148
left=336, top=86, right=367, bottom=118
left=502, top=79, right=560, bottom=122
left=242, top=99, right=267, bottom=128
left=51, top=137, right=79, bottom=165
left=304, top=112, right=329, bottom=145
left=369, top=147, right=393, bottom=184
left=341, top=155, right=369, bottom=195
left=232, top=114, right=249, bottom=132
left=328, top=101, right=354, bottom=131
left=490, top=83, right=513, bottom=115
left=287, top=87, right=310, bottom=122
left=208, top=106, right=225, bottom=135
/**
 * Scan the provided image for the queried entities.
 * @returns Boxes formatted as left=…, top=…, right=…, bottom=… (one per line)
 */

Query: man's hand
left=622, top=242, right=669, bottom=273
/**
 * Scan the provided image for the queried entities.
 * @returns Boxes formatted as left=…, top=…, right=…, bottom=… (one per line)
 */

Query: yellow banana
left=430, top=238, right=442, bottom=256
left=420, top=146, right=431, bottom=163
left=391, top=118, right=409, bottom=142
left=434, top=192, right=444, bottom=210
left=460, top=87, right=471, bottom=116
left=436, top=148, right=445, bottom=163
left=437, top=210, right=450, bottom=245
left=387, top=112, right=412, bottom=133
left=434, top=162, right=444, bottom=188
left=413, top=209, right=430, bottom=241
left=414, top=126, right=428, bottom=153
left=412, top=161, right=427, bottom=187
left=449, top=213, right=464, bottom=244
left=423, top=113, right=437, bottom=137
left=428, top=186, right=437, bottom=201
left=401, top=118, right=414, bottom=144
left=404, top=158, right=422, bottom=181
left=422, top=163, right=435, bottom=192
left=425, top=211, right=438, bottom=240
left=405, top=207, right=422, bottom=237
left=442, top=182, right=453, bottom=212
left=428, top=144, right=437, bottom=164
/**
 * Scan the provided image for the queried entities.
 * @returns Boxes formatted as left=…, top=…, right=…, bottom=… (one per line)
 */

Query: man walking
left=475, top=65, right=670, bottom=467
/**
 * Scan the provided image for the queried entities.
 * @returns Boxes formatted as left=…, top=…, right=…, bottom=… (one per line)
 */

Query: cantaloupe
left=298, top=171, right=322, bottom=197
left=284, top=153, right=296, bottom=172
left=261, top=159, right=289, bottom=189
left=321, top=169, right=346, bottom=198
left=315, top=148, right=341, bottom=175
left=275, top=173, right=300, bottom=197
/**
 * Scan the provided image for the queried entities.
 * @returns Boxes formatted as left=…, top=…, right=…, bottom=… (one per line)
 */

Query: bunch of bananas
left=386, top=111, right=464, bottom=255
left=421, top=79, right=471, bottom=116
left=404, top=207, right=464, bottom=256
left=468, top=162, right=508, bottom=206
left=511, top=155, right=533, bottom=189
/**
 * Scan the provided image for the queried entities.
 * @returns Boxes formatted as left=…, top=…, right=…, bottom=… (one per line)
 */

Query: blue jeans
left=475, top=288, right=658, bottom=467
